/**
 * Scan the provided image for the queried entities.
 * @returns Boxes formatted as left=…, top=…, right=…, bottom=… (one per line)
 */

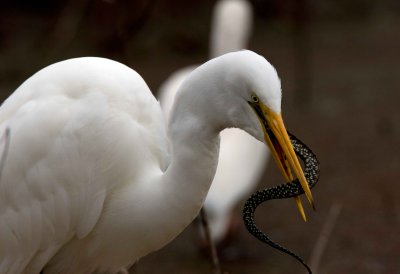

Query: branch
left=309, top=203, right=342, bottom=273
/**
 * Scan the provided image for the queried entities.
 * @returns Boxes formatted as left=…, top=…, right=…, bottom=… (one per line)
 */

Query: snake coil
left=242, top=132, right=320, bottom=274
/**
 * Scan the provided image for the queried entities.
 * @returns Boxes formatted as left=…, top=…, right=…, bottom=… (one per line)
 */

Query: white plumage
left=158, top=0, right=268, bottom=243
left=0, top=57, right=169, bottom=273
left=0, top=50, right=312, bottom=274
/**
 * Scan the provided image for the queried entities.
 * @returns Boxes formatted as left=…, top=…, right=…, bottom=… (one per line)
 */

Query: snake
left=242, top=132, right=320, bottom=274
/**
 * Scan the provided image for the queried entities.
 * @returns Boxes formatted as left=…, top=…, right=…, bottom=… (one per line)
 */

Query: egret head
left=209, top=50, right=314, bottom=208
left=231, top=50, right=314, bottom=208
left=173, top=50, right=313, bottom=208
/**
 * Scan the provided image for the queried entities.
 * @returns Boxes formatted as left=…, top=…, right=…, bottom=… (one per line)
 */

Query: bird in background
left=0, top=50, right=313, bottom=274
left=158, top=0, right=270, bottom=254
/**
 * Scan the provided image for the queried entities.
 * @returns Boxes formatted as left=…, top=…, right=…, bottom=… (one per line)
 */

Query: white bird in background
left=209, top=0, right=253, bottom=58
left=158, top=0, right=269, bottom=247
left=0, top=50, right=313, bottom=274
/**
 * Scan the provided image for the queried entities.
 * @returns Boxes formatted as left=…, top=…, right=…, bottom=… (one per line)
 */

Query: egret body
left=0, top=50, right=312, bottom=273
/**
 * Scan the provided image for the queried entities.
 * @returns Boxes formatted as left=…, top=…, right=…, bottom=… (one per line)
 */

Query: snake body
left=242, top=132, right=319, bottom=274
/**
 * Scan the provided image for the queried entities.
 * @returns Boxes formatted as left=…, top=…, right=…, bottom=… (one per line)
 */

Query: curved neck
left=114, top=110, right=221, bottom=261
left=158, top=54, right=243, bottom=223
left=144, top=52, right=256, bottom=251
left=161, top=114, right=220, bottom=228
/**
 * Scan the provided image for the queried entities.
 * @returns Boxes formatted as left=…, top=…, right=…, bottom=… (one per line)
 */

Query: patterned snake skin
left=242, top=132, right=320, bottom=274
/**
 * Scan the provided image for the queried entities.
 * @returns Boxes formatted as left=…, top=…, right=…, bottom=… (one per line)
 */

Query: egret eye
left=251, top=94, right=259, bottom=103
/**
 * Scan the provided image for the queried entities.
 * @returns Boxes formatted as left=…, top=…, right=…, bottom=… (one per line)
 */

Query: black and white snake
left=242, top=132, right=320, bottom=274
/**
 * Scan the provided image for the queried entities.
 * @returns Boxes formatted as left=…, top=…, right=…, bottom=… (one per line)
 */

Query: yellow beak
left=250, top=100, right=314, bottom=220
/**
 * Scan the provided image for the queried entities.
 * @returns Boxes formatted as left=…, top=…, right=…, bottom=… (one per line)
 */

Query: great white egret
left=158, top=0, right=266, bottom=247
left=0, top=50, right=313, bottom=273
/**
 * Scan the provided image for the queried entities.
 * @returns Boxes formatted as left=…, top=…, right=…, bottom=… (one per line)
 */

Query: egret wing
left=0, top=57, right=169, bottom=273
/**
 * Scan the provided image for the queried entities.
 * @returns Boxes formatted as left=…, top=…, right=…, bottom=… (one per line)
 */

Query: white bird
left=209, top=0, right=253, bottom=58
left=158, top=0, right=268, bottom=245
left=0, top=50, right=313, bottom=274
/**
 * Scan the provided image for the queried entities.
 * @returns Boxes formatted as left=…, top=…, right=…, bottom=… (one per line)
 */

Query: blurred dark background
left=1, top=0, right=399, bottom=273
